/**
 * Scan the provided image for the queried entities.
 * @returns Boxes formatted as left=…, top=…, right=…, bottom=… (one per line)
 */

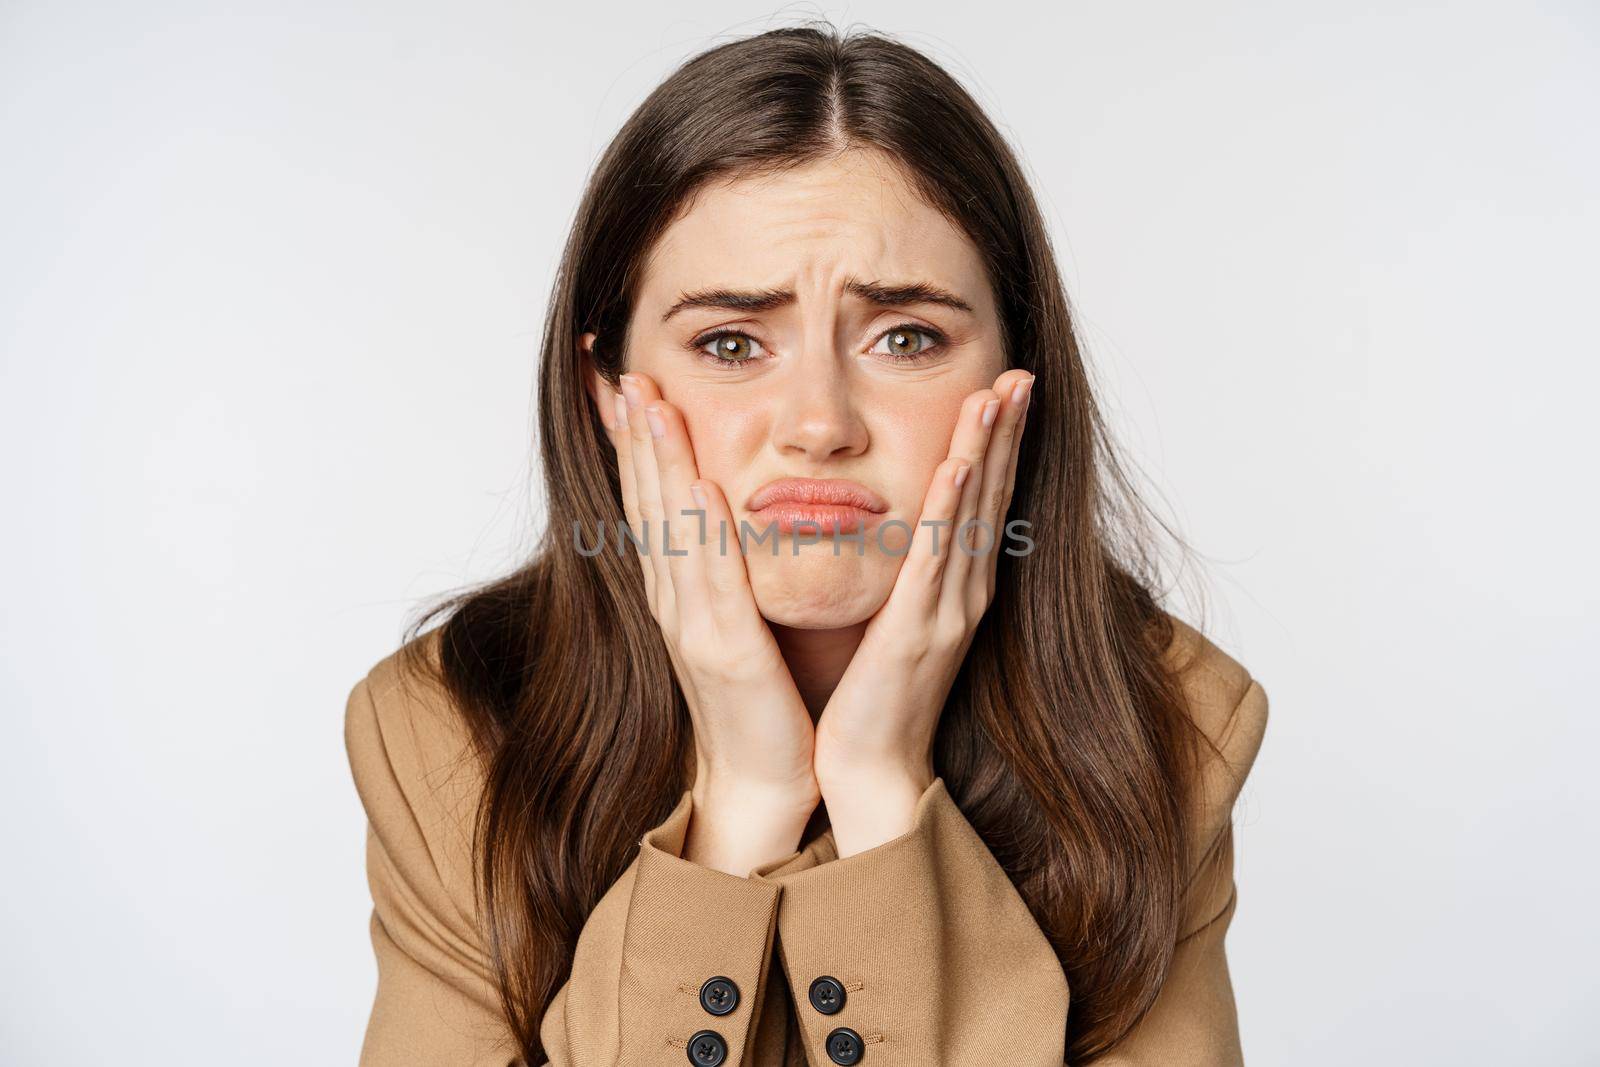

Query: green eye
left=711, top=334, right=753, bottom=360
left=693, top=330, right=764, bottom=366
left=884, top=328, right=926, bottom=356
left=870, top=324, right=948, bottom=362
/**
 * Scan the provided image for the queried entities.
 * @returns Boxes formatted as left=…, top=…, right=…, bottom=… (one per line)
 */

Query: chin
left=747, top=551, right=891, bottom=628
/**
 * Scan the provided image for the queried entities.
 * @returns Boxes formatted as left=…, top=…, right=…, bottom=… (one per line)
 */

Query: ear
left=579, top=332, right=620, bottom=432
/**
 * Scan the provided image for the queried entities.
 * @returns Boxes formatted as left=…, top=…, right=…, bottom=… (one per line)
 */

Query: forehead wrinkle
left=640, top=154, right=993, bottom=328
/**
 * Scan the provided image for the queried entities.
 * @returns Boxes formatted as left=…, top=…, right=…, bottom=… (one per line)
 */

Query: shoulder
left=1157, top=613, right=1270, bottom=939
left=344, top=626, right=486, bottom=920
left=1159, top=612, right=1270, bottom=784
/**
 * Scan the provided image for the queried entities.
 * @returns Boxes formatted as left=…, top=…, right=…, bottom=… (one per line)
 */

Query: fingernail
left=613, top=392, right=628, bottom=427
left=981, top=398, right=1000, bottom=428
left=645, top=404, right=666, bottom=439
left=1012, top=377, right=1034, bottom=406
left=690, top=483, right=708, bottom=508
left=954, top=462, right=970, bottom=488
left=620, top=376, right=641, bottom=410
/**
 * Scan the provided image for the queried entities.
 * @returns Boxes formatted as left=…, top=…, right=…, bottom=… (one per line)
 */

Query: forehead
left=638, top=148, right=992, bottom=309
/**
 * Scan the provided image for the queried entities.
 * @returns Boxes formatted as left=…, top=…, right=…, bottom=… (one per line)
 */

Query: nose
left=769, top=339, right=868, bottom=463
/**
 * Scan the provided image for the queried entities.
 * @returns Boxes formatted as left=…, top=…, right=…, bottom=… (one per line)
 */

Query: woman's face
left=589, top=147, right=1006, bottom=629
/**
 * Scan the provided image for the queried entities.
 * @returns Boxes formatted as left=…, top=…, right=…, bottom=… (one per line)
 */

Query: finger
left=938, top=387, right=1004, bottom=607
left=988, top=372, right=1033, bottom=600
left=882, top=453, right=971, bottom=623
left=605, top=381, right=657, bottom=605
left=687, top=476, right=765, bottom=624
left=961, top=370, right=1033, bottom=608
left=620, top=372, right=673, bottom=620
left=889, top=388, right=985, bottom=617
left=642, top=394, right=713, bottom=620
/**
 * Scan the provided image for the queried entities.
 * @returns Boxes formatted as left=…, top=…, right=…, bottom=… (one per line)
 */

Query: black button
left=699, top=975, right=740, bottom=1016
left=686, top=1029, right=728, bottom=1066
left=808, top=975, right=847, bottom=1014
left=826, top=1026, right=864, bottom=1065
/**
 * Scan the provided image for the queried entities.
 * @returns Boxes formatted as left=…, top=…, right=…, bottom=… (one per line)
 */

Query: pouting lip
left=746, top=477, right=890, bottom=514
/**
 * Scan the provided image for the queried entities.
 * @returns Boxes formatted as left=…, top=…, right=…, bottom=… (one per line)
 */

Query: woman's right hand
left=605, top=370, right=821, bottom=877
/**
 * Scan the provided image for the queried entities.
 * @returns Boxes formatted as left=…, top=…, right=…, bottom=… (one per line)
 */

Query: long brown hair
left=400, top=21, right=1217, bottom=1064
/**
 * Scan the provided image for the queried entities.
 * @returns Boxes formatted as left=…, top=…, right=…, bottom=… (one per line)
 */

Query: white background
left=3, top=2, right=1596, bottom=1063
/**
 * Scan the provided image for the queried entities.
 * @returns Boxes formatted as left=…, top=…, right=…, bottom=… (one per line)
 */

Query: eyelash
left=688, top=323, right=951, bottom=368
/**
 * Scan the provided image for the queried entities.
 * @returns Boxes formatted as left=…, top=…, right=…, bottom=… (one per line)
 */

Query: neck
left=768, top=620, right=868, bottom=720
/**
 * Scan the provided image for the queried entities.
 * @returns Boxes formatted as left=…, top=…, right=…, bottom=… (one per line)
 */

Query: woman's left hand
left=813, top=368, right=1034, bottom=857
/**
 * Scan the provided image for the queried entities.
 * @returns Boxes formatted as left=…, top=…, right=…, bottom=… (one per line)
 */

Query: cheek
left=878, top=387, right=968, bottom=480
left=679, top=402, right=762, bottom=488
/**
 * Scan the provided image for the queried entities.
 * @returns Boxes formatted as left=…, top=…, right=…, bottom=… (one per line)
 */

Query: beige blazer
left=344, top=617, right=1269, bottom=1066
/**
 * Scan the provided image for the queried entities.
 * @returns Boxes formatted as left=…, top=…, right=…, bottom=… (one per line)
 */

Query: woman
left=344, top=22, right=1269, bottom=1067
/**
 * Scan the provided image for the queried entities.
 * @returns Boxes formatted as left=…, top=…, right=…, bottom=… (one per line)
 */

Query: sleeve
left=748, top=777, right=1070, bottom=1065
left=746, top=677, right=1269, bottom=1067
left=542, top=786, right=787, bottom=1064
left=344, top=672, right=518, bottom=1066
left=344, top=663, right=791, bottom=1067
left=1089, top=678, right=1270, bottom=1066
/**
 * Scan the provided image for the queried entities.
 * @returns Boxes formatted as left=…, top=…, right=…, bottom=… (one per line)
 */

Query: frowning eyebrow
left=660, top=278, right=975, bottom=323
